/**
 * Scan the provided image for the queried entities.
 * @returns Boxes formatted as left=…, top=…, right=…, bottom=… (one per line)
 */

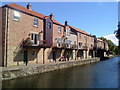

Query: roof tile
left=6, top=3, right=45, bottom=19
left=69, top=25, right=91, bottom=36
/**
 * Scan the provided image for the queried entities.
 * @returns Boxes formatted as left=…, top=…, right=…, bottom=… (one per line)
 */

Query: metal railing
left=82, top=45, right=88, bottom=49
left=23, top=38, right=46, bottom=47
left=70, top=44, right=78, bottom=49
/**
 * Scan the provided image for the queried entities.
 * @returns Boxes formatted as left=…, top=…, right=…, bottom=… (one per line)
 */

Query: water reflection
left=2, top=56, right=119, bottom=88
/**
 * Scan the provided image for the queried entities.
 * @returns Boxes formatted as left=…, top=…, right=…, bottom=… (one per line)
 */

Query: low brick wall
left=2, top=58, right=100, bottom=81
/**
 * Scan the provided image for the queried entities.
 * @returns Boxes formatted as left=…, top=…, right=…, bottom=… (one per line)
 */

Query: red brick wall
left=6, top=8, right=44, bottom=66
left=53, top=24, right=64, bottom=45
left=8, top=9, right=44, bottom=46
left=78, top=33, right=87, bottom=48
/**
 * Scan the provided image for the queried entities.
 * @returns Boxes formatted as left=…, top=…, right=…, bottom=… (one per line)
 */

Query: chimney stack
left=49, top=13, right=54, bottom=20
left=65, top=20, right=68, bottom=26
left=27, top=3, right=32, bottom=10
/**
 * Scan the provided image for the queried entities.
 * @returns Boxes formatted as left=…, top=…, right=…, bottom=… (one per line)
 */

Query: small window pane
left=66, top=29, right=70, bottom=35
left=65, top=40, right=71, bottom=44
left=13, top=11, right=20, bottom=21
left=57, top=38, right=62, bottom=43
left=48, top=22, right=51, bottom=29
left=34, top=18, right=38, bottom=27
left=37, top=34, right=40, bottom=41
left=58, top=26, right=61, bottom=33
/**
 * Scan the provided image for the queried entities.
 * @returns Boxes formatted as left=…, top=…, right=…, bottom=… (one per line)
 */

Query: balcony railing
left=78, top=46, right=82, bottom=49
left=23, top=38, right=46, bottom=47
left=53, top=42, right=63, bottom=48
left=70, top=44, right=78, bottom=49
left=82, top=45, right=88, bottom=49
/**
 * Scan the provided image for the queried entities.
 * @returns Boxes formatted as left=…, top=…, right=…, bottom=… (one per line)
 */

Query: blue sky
left=2, top=2, right=118, bottom=37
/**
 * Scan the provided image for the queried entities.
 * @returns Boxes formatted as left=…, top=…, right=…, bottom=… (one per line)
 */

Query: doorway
left=53, top=51, right=56, bottom=62
left=24, top=50, right=28, bottom=65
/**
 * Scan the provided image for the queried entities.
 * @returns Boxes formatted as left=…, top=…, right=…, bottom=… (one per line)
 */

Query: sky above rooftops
left=1, top=2, right=118, bottom=37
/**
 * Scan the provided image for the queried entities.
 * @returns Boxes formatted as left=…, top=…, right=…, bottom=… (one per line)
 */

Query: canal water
left=2, top=56, right=120, bottom=88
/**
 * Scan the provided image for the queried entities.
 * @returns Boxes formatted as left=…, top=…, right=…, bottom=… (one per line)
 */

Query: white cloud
left=103, top=34, right=118, bottom=46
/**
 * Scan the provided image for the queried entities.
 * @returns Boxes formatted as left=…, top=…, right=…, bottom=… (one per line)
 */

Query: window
left=66, top=29, right=70, bottom=35
left=65, top=40, right=71, bottom=47
left=13, top=11, right=20, bottom=21
left=79, top=33, right=81, bottom=38
left=58, top=26, right=62, bottom=33
left=57, top=38, right=62, bottom=47
left=65, top=40, right=71, bottom=44
left=48, top=22, right=51, bottom=29
left=31, top=33, right=40, bottom=45
left=79, top=42, right=82, bottom=48
left=32, top=51, right=36, bottom=55
left=34, top=18, right=38, bottom=27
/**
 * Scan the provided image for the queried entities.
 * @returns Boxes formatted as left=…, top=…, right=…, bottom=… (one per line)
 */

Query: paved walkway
left=2, top=58, right=99, bottom=71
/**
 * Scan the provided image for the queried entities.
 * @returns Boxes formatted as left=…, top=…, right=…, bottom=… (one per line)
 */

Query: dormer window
left=33, top=18, right=38, bottom=27
left=13, top=11, right=20, bottom=21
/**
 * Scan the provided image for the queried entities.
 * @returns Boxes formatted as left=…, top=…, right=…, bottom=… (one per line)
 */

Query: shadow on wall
left=47, top=49, right=62, bottom=61
left=13, top=48, right=40, bottom=65
left=13, top=39, right=40, bottom=65
left=62, top=49, right=73, bottom=60
left=77, top=50, right=83, bottom=59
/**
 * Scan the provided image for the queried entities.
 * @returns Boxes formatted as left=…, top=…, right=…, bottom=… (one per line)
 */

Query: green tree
left=98, top=37, right=119, bottom=55
left=114, top=30, right=120, bottom=47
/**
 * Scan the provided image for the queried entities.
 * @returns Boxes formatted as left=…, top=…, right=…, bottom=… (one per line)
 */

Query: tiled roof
left=97, top=39, right=104, bottom=42
left=4, top=3, right=93, bottom=35
left=69, top=25, right=92, bottom=36
left=5, top=3, right=64, bottom=26
left=5, top=3, right=45, bottom=19
left=52, top=19, right=64, bottom=26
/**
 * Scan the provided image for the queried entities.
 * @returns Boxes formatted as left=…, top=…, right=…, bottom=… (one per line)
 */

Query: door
left=24, top=50, right=28, bottom=65
left=53, top=51, right=56, bottom=62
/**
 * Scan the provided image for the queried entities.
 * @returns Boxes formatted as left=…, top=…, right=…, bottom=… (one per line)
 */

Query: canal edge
left=2, top=58, right=101, bottom=81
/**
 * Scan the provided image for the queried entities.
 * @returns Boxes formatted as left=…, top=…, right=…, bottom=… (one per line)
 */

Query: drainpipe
left=2, top=8, right=4, bottom=66
left=5, top=7, right=9, bottom=67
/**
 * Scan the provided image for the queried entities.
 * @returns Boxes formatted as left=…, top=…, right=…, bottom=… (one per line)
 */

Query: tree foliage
left=98, top=37, right=120, bottom=55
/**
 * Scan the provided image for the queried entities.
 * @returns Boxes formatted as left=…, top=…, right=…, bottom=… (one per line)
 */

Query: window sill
left=33, top=25, right=38, bottom=28
left=13, top=19, right=19, bottom=22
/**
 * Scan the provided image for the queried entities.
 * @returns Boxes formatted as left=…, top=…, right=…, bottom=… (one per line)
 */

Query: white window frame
left=57, top=38, right=62, bottom=47
left=31, top=33, right=40, bottom=46
left=66, top=29, right=70, bottom=35
left=13, top=11, right=20, bottom=21
left=58, top=26, right=62, bottom=34
left=33, top=18, right=38, bottom=27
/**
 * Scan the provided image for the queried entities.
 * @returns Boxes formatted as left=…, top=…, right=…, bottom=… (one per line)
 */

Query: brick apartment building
left=0, top=3, right=108, bottom=67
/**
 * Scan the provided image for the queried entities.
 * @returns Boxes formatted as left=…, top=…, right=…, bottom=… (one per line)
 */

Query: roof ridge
left=5, top=3, right=64, bottom=26
left=69, top=25, right=92, bottom=36
left=5, top=3, right=45, bottom=19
